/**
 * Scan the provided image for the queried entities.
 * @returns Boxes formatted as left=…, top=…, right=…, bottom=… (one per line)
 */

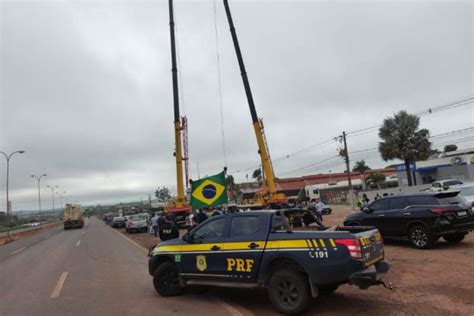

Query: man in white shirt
left=315, top=198, right=325, bottom=222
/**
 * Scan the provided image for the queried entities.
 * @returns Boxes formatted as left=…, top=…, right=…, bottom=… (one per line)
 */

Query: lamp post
left=56, top=190, right=66, bottom=220
left=46, top=185, right=58, bottom=220
left=31, top=174, right=47, bottom=225
left=0, top=150, right=26, bottom=241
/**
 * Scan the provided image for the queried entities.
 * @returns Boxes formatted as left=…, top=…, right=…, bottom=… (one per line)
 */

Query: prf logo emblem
left=196, top=255, right=207, bottom=272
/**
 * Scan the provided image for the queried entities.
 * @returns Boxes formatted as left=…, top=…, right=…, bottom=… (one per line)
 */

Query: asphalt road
left=0, top=218, right=246, bottom=316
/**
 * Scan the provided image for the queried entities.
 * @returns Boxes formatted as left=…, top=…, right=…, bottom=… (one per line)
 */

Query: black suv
left=344, top=191, right=474, bottom=249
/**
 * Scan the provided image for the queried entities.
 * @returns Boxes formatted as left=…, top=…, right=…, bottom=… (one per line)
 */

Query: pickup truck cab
left=149, top=209, right=390, bottom=314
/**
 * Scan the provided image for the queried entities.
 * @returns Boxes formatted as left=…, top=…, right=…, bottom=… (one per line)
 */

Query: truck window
left=192, top=218, right=226, bottom=241
left=389, top=197, right=406, bottom=210
left=406, top=196, right=438, bottom=206
left=369, top=199, right=389, bottom=212
left=313, top=189, right=318, bottom=194
left=230, top=216, right=261, bottom=237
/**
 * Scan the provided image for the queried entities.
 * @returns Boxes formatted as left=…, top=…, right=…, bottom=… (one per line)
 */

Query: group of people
left=149, top=213, right=179, bottom=241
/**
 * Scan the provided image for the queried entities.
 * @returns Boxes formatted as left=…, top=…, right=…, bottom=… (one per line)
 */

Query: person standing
left=159, top=217, right=179, bottom=241
left=196, top=209, right=208, bottom=224
left=150, top=213, right=159, bottom=237
left=315, top=198, right=325, bottom=222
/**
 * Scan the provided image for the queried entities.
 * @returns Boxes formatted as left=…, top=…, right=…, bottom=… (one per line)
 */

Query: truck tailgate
left=355, top=229, right=384, bottom=267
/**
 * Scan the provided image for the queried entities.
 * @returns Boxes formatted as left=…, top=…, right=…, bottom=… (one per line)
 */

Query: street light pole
left=0, top=150, right=26, bottom=241
left=56, top=191, right=66, bottom=220
left=46, top=185, right=58, bottom=220
left=31, top=174, right=47, bottom=225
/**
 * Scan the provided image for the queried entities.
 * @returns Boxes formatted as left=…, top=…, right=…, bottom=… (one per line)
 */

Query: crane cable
left=213, top=0, right=228, bottom=168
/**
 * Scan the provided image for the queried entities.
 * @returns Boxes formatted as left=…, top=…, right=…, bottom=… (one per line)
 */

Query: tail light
left=335, top=238, right=362, bottom=260
left=430, top=208, right=455, bottom=215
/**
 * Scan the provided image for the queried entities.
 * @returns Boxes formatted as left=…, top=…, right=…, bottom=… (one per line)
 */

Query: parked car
left=430, top=179, right=463, bottom=191
left=343, top=191, right=474, bottom=249
left=458, top=184, right=474, bottom=207
left=149, top=209, right=390, bottom=314
left=110, top=216, right=126, bottom=228
left=126, top=214, right=148, bottom=233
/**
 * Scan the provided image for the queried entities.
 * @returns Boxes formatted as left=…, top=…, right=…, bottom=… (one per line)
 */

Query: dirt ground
left=118, top=206, right=474, bottom=315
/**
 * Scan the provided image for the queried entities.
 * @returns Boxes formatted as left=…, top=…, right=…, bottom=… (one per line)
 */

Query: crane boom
left=168, top=0, right=185, bottom=206
left=223, top=0, right=284, bottom=204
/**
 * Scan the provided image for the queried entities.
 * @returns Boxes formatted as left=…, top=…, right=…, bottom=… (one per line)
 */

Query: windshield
left=460, top=187, right=474, bottom=196
left=130, top=215, right=147, bottom=220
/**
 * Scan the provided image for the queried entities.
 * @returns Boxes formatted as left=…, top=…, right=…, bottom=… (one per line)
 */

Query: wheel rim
left=412, top=229, right=427, bottom=247
left=161, top=267, right=179, bottom=289
left=277, top=279, right=299, bottom=307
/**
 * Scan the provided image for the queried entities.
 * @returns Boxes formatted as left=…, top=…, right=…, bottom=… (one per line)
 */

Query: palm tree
left=352, top=160, right=370, bottom=188
left=366, top=172, right=386, bottom=189
left=378, top=111, right=433, bottom=186
left=252, top=168, right=262, bottom=183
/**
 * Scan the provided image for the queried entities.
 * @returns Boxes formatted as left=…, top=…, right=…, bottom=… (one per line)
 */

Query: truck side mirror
left=182, top=232, right=192, bottom=243
left=362, top=207, right=373, bottom=214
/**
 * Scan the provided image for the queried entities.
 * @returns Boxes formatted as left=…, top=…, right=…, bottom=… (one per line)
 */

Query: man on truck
left=148, top=209, right=391, bottom=314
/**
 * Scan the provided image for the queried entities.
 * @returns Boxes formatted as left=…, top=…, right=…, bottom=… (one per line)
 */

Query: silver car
left=125, top=214, right=148, bottom=233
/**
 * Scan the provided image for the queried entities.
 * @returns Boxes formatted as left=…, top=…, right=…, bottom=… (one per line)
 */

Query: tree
left=252, top=168, right=262, bottom=182
left=155, top=186, right=171, bottom=201
left=378, top=111, right=433, bottom=186
left=366, top=172, right=386, bottom=189
left=352, top=160, right=370, bottom=186
left=444, top=144, right=457, bottom=153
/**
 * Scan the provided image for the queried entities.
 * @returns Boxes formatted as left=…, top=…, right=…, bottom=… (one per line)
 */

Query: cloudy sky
left=1, top=0, right=472, bottom=211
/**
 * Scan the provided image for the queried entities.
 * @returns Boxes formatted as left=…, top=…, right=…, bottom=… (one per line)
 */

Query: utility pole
left=47, top=185, right=58, bottom=218
left=0, top=150, right=26, bottom=242
left=31, top=174, right=47, bottom=225
left=342, top=131, right=352, bottom=190
left=339, top=132, right=354, bottom=208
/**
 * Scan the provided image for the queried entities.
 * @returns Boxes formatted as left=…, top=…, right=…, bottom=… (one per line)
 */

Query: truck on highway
left=148, top=209, right=391, bottom=314
left=63, top=204, right=84, bottom=230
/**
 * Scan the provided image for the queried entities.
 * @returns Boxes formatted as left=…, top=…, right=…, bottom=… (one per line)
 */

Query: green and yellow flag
left=190, top=171, right=228, bottom=209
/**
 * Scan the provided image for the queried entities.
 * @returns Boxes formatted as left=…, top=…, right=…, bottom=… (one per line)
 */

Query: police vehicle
left=148, top=209, right=391, bottom=314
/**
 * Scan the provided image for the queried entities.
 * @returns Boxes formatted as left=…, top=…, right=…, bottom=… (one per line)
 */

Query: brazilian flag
left=190, top=171, right=228, bottom=209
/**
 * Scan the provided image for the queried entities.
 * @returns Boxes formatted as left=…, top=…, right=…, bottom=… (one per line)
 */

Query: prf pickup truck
left=148, top=209, right=391, bottom=314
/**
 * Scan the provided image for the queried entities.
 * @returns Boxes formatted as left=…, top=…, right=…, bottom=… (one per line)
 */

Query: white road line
left=10, top=247, right=26, bottom=255
left=50, top=272, right=68, bottom=298
left=76, top=240, right=81, bottom=247
left=82, top=231, right=85, bottom=235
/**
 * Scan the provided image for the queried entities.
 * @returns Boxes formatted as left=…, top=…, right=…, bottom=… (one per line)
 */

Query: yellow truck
left=63, top=203, right=84, bottom=230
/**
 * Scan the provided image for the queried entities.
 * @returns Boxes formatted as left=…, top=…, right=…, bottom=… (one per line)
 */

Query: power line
left=278, top=155, right=340, bottom=177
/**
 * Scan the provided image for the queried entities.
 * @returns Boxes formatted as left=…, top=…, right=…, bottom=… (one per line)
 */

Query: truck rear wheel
left=153, top=261, right=183, bottom=297
left=408, top=225, right=434, bottom=249
left=268, top=269, right=310, bottom=315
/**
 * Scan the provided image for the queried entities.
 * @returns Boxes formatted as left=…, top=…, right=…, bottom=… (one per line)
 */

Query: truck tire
left=153, top=261, right=183, bottom=297
left=408, top=225, right=434, bottom=249
left=443, top=233, right=466, bottom=243
left=268, top=269, right=310, bottom=315
left=318, top=284, right=339, bottom=296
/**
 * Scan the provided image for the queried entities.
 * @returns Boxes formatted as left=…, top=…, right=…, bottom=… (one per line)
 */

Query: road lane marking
left=76, top=240, right=81, bottom=247
left=82, top=231, right=85, bottom=235
left=10, top=247, right=26, bottom=255
left=110, top=228, right=148, bottom=253
left=50, top=272, right=68, bottom=298
left=211, top=296, right=249, bottom=316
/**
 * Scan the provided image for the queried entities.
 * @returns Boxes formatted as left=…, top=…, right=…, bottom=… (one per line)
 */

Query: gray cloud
left=1, top=0, right=472, bottom=211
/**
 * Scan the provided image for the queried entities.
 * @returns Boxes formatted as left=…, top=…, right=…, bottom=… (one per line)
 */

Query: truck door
left=220, top=214, right=268, bottom=281
left=181, top=217, right=227, bottom=278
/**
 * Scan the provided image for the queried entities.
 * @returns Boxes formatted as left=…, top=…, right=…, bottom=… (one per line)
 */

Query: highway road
left=0, top=218, right=248, bottom=316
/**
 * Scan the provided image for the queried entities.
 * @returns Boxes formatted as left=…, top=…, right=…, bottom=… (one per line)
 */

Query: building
left=395, top=147, right=474, bottom=186
left=236, top=167, right=397, bottom=202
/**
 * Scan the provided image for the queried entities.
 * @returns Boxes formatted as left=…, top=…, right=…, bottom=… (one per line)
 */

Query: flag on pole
left=190, top=171, right=228, bottom=209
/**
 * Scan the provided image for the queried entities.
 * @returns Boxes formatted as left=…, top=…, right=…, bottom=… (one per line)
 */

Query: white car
left=458, top=184, right=474, bottom=207
left=430, top=179, right=463, bottom=191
